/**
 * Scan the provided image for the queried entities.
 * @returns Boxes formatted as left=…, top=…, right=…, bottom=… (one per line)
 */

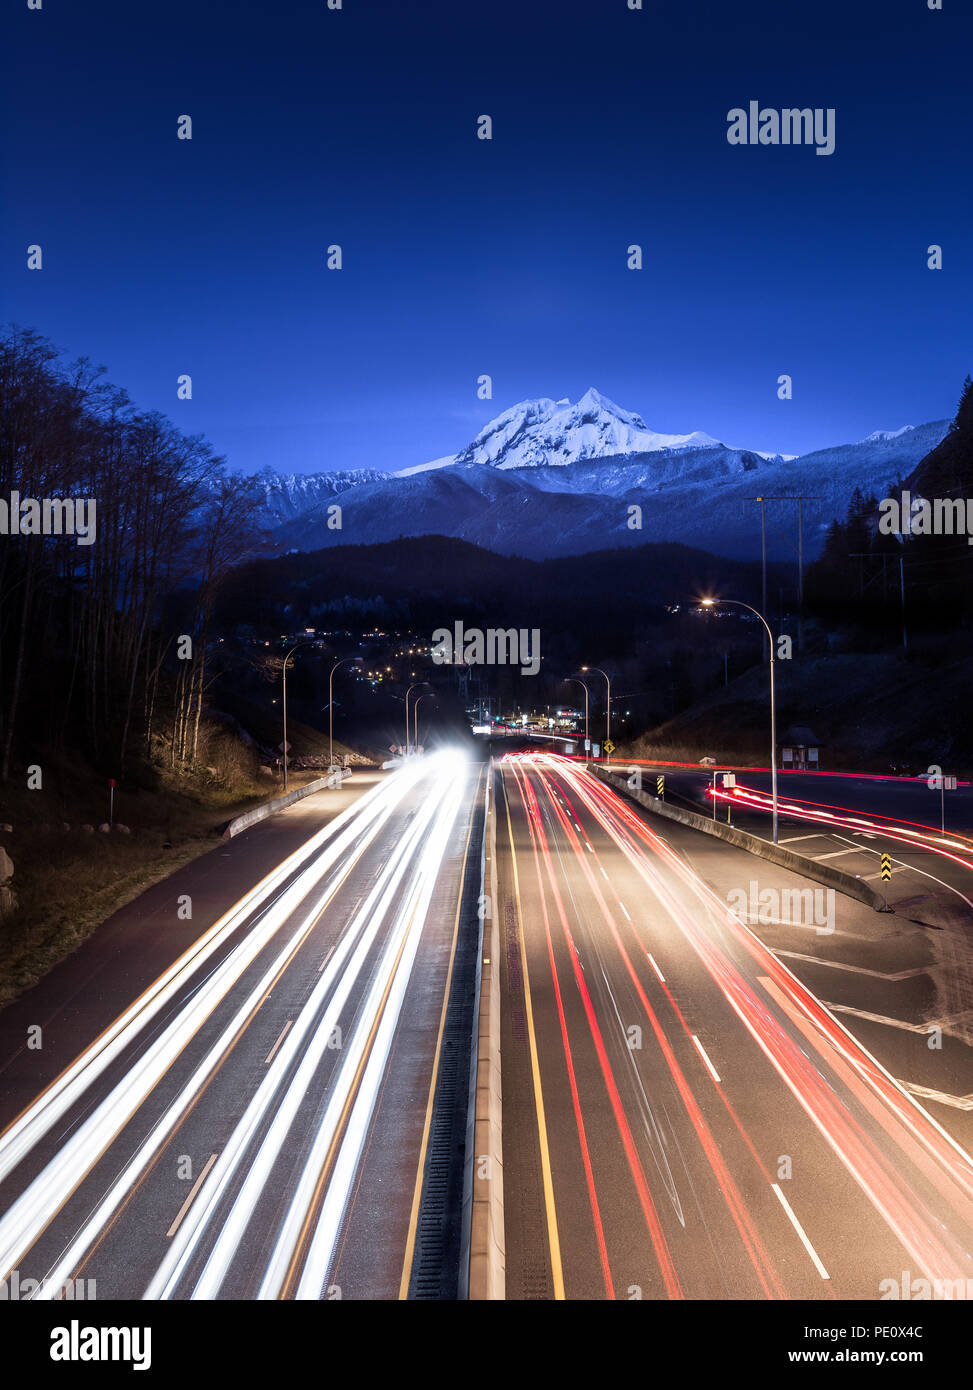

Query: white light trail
left=0, top=764, right=418, bottom=1191
left=145, top=751, right=467, bottom=1300
left=2, top=759, right=435, bottom=1292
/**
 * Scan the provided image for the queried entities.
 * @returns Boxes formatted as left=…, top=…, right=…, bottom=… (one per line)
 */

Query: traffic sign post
left=656, top=774, right=664, bottom=799
left=603, top=739, right=615, bottom=760
left=711, top=770, right=736, bottom=819
left=108, top=778, right=116, bottom=826
left=940, top=775, right=957, bottom=833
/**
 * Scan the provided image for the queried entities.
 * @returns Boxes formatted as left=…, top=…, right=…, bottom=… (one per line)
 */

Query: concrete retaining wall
left=222, top=769, right=351, bottom=839
left=593, top=766, right=892, bottom=914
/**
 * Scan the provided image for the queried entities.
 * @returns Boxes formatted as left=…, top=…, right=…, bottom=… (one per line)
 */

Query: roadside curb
left=593, top=766, right=893, bottom=914
left=467, top=760, right=505, bottom=1299
left=221, top=769, right=351, bottom=838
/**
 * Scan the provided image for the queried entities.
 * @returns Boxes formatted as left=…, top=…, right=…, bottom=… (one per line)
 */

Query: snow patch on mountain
left=394, top=454, right=457, bottom=479
left=257, top=467, right=389, bottom=523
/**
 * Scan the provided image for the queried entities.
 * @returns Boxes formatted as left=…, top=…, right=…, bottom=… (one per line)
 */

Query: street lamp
left=282, top=641, right=317, bottom=792
left=562, top=676, right=590, bottom=759
left=701, top=598, right=778, bottom=843
left=580, top=666, right=611, bottom=760
left=414, top=693, right=435, bottom=750
left=328, top=656, right=362, bottom=773
left=404, top=682, right=425, bottom=756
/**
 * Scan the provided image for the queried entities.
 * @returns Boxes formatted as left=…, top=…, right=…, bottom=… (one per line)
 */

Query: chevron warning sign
left=656, top=775, right=665, bottom=797
left=880, top=853, right=892, bottom=882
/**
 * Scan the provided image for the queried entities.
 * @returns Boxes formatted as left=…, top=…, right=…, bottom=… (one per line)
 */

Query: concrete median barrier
left=466, top=760, right=505, bottom=1300
left=593, top=766, right=893, bottom=914
left=221, top=769, right=351, bottom=839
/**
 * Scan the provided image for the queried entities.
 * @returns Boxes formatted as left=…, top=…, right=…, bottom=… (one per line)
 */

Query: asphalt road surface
left=497, top=752, right=973, bottom=1301
left=0, top=751, right=481, bottom=1301
left=630, top=762, right=973, bottom=909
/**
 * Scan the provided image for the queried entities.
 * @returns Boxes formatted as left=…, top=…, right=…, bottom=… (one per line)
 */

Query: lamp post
left=701, top=598, right=778, bottom=843
left=282, top=641, right=316, bottom=792
left=563, top=676, right=590, bottom=758
left=404, top=682, right=423, bottom=756
left=581, top=665, right=611, bottom=760
left=414, top=693, right=435, bottom=751
left=328, top=657, right=361, bottom=772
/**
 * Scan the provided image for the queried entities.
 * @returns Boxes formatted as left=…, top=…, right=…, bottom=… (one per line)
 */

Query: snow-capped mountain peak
left=860, top=426, right=915, bottom=443
left=446, top=388, right=724, bottom=471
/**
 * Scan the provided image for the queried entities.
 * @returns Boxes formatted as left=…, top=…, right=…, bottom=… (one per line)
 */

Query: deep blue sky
left=3, top=0, right=970, bottom=475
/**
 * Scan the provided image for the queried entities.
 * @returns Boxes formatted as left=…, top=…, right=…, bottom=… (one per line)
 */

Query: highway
left=0, top=751, right=481, bottom=1301
left=496, top=752, right=973, bottom=1300
left=628, top=761, right=973, bottom=913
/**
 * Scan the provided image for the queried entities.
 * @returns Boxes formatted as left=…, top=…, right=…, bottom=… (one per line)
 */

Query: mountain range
left=250, top=390, right=950, bottom=562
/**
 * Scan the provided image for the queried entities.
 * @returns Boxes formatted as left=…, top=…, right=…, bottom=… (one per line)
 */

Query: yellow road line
left=167, top=1153, right=218, bottom=1238
left=264, top=1020, right=294, bottom=1065
left=398, top=766, right=483, bottom=1299
left=284, top=779, right=470, bottom=1296
left=503, top=774, right=565, bottom=1300
left=66, top=822, right=385, bottom=1284
left=281, top=898, right=417, bottom=1299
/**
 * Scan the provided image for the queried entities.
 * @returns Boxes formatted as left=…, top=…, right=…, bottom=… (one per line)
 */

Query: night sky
left=3, top=0, right=970, bottom=475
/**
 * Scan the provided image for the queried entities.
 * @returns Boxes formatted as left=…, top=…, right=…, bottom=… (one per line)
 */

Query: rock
left=115, top=823, right=131, bottom=834
left=0, top=846, right=13, bottom=882
left=98, top=823, right=111, bottom=833
left=80, top=824, right=94, bottom=834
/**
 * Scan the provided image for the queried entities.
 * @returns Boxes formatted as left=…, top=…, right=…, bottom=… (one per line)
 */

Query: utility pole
left=797, top=497, right=804, bottom=650
left=748, top=495, right=821, bottom=656
left=754, top=497, right=767, bottom=660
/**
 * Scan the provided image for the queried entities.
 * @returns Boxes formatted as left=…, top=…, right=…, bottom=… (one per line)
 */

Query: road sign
left=721, top=773, right=736, bottom=789
left=277, top=741, right=291, bottom=753
left=656, top=775, right=665, bottom=797
left=880, top=853, right=892, bottom=882
left=934, top=775, right=957, bottom=832
left=603, top=739, right=615, bottom=755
